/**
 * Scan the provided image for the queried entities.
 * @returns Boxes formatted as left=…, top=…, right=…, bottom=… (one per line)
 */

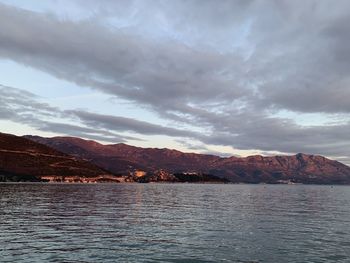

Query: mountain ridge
left=25, top=135, right=350, bottom=184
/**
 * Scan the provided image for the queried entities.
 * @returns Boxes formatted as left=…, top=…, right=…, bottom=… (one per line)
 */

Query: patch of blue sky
left=0, top=59, right=87, bottom=98
left=0, top=0, right=90, bottom=20
left=0, top=120, right=57, bottom=137
left=272, top=109, right=349, bottom=127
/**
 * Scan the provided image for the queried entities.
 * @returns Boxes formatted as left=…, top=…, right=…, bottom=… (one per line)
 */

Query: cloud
left=0, top=84, right=61, bottom=119
left=67, top=109, right=201, bottom=138
left=0, top=3, right=248, bottom=107
left=0, top=1, right=350, bottom=164
left=0, top=85, right=136, bottom=142
left=0, top=85, right=202, bottom=142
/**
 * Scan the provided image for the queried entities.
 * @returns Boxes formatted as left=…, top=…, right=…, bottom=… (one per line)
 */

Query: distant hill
left=0, top=133, right=112, bottom=182
left=26, top=135, right=350, bottom=184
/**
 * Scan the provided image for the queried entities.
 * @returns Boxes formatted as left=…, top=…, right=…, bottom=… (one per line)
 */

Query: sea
left=0, top=183, right=349, bottom=263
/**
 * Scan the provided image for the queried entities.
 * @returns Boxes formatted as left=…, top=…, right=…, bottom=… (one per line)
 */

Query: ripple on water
left=1, top=183, right=350, bottom=262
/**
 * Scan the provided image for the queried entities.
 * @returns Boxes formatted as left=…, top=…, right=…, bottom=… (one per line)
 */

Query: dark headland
left=1, top=132, right=350, bottom=184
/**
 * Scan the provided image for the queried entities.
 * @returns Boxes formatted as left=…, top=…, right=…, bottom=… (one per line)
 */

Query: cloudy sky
left=1, top=0, right=350, bottom=164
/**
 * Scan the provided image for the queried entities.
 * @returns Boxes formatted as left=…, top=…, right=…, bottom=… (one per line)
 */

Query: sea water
left=1, top=183, right=349, bottom=262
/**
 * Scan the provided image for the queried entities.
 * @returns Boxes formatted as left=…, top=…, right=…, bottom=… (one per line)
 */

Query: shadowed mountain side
left=24, top=136, right=148, bottom=173
left=0, top=133, right=113, bottom=181
left=25, top=135, right=350, bottom=184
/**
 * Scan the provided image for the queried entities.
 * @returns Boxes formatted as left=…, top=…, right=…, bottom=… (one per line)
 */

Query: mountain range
left=22, top=134, right=350, bottom=184
left=1, top=132, right=350, bottom=184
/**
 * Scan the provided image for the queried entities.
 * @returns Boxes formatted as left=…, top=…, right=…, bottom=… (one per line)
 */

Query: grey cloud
left=2, top=1, right=350, bottom=115
left=0, top=85, right=137, bottom=142
left=0, top=2, right=248, bottom=108
left=67, top=110, right=201, bottom=138
left=37, top=122, right=136, bottom=143
left=0, top=85, right=202, bottom=142
left=0, top=84, right=61, bottom=119
left=1, top=2, right=350, bottom=164
left=247, top=0, right=350, bottom=113
left=201, top=116, right=350, bottom=161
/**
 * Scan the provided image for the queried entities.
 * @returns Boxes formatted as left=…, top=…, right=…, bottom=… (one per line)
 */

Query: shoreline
left=0, top=181, right=347, bottom=186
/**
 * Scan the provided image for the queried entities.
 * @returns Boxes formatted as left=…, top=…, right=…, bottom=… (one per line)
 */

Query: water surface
left=1, top=183, right=350, bottom=262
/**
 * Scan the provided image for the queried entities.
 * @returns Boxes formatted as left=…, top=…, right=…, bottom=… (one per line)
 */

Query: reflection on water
left=1, top=183, right=350, bottom=262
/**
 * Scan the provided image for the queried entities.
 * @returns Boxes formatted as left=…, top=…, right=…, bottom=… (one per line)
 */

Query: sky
left=0, top=0, right=350, bottom=164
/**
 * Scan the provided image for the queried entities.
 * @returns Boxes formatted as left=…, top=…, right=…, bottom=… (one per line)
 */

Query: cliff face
left=0, top=133, right=112, bottom=181
left=26, top=135, right=350, bottom=184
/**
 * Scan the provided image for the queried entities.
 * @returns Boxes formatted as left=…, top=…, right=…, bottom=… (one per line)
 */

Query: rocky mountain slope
left=0, top=133, right=113, bottom=181
left=26, top=135, right=350, bottom=184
